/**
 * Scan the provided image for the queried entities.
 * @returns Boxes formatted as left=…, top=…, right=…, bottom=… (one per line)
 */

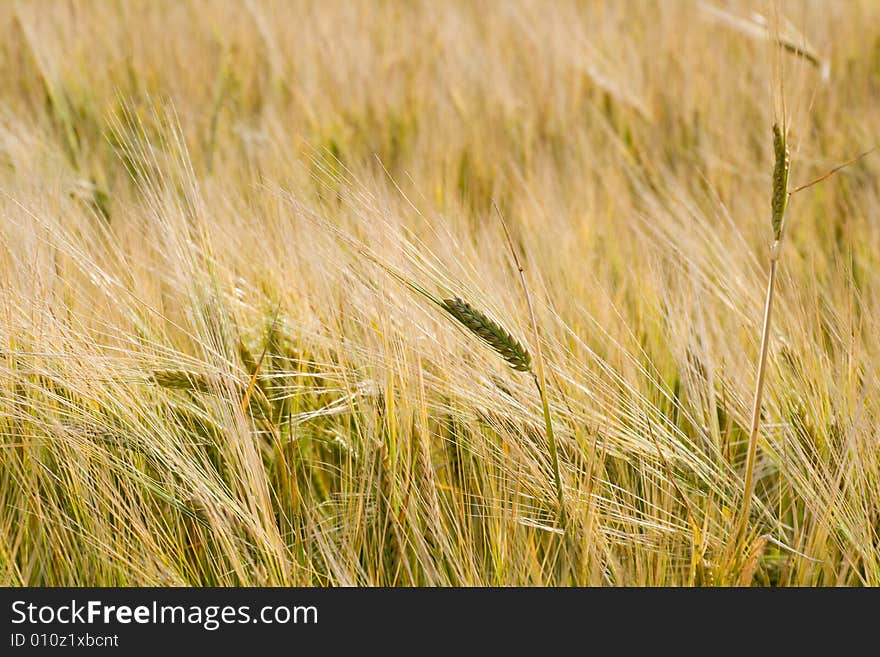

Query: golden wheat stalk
left=700, top=4, right=830, bottom=79
left=731, top=123, right=791, bottom=563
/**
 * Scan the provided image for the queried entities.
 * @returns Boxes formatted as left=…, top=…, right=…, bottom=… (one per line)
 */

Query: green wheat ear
left=771, top=123, right=791, bottom=240
left=151, top=370, right=215, bottom=393
left=441, top=297, right=532, bottom=373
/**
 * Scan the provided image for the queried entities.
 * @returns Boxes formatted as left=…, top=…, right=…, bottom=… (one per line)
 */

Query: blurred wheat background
left=1, top=0, right=878, bottom=586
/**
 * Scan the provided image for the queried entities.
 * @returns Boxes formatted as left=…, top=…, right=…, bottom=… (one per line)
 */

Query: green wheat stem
left=494, top=202, right=566, bottom=526
left=439, top=293, right=565, bottom=526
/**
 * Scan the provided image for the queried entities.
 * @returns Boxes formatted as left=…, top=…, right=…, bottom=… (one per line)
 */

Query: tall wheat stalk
left=731, top=123, right=790, bottom=559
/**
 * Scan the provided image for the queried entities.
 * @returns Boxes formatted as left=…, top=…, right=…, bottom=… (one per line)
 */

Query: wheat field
left=1, top=0, right=878, bottom=586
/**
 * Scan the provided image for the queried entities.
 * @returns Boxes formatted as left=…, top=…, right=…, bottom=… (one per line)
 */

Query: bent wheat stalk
left=301, top=192, right=567, bottom=524
left=493, top=202, right=566, bottom=526
left=440, top=293, right=566, bottom=526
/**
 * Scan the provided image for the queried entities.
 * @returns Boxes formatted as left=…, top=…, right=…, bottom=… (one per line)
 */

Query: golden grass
left=1, top=0, right=879, bottom=586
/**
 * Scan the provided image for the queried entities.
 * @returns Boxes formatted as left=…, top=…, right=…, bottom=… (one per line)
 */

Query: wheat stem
left=731, top=124, right=790, bottom=565
left=732, top=251, right=778, bottom=552
left=494, top=202, right=566, bottom=526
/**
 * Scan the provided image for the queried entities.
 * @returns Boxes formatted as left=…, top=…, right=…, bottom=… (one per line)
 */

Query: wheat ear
left=440, top=297, right=532, bottom=372
left=151, top=370, right=216, bottom=393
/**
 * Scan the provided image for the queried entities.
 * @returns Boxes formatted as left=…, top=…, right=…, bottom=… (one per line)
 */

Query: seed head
left=441, top=297, right=532, bottom=373
left=771, top=123, right=790, bottom=240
